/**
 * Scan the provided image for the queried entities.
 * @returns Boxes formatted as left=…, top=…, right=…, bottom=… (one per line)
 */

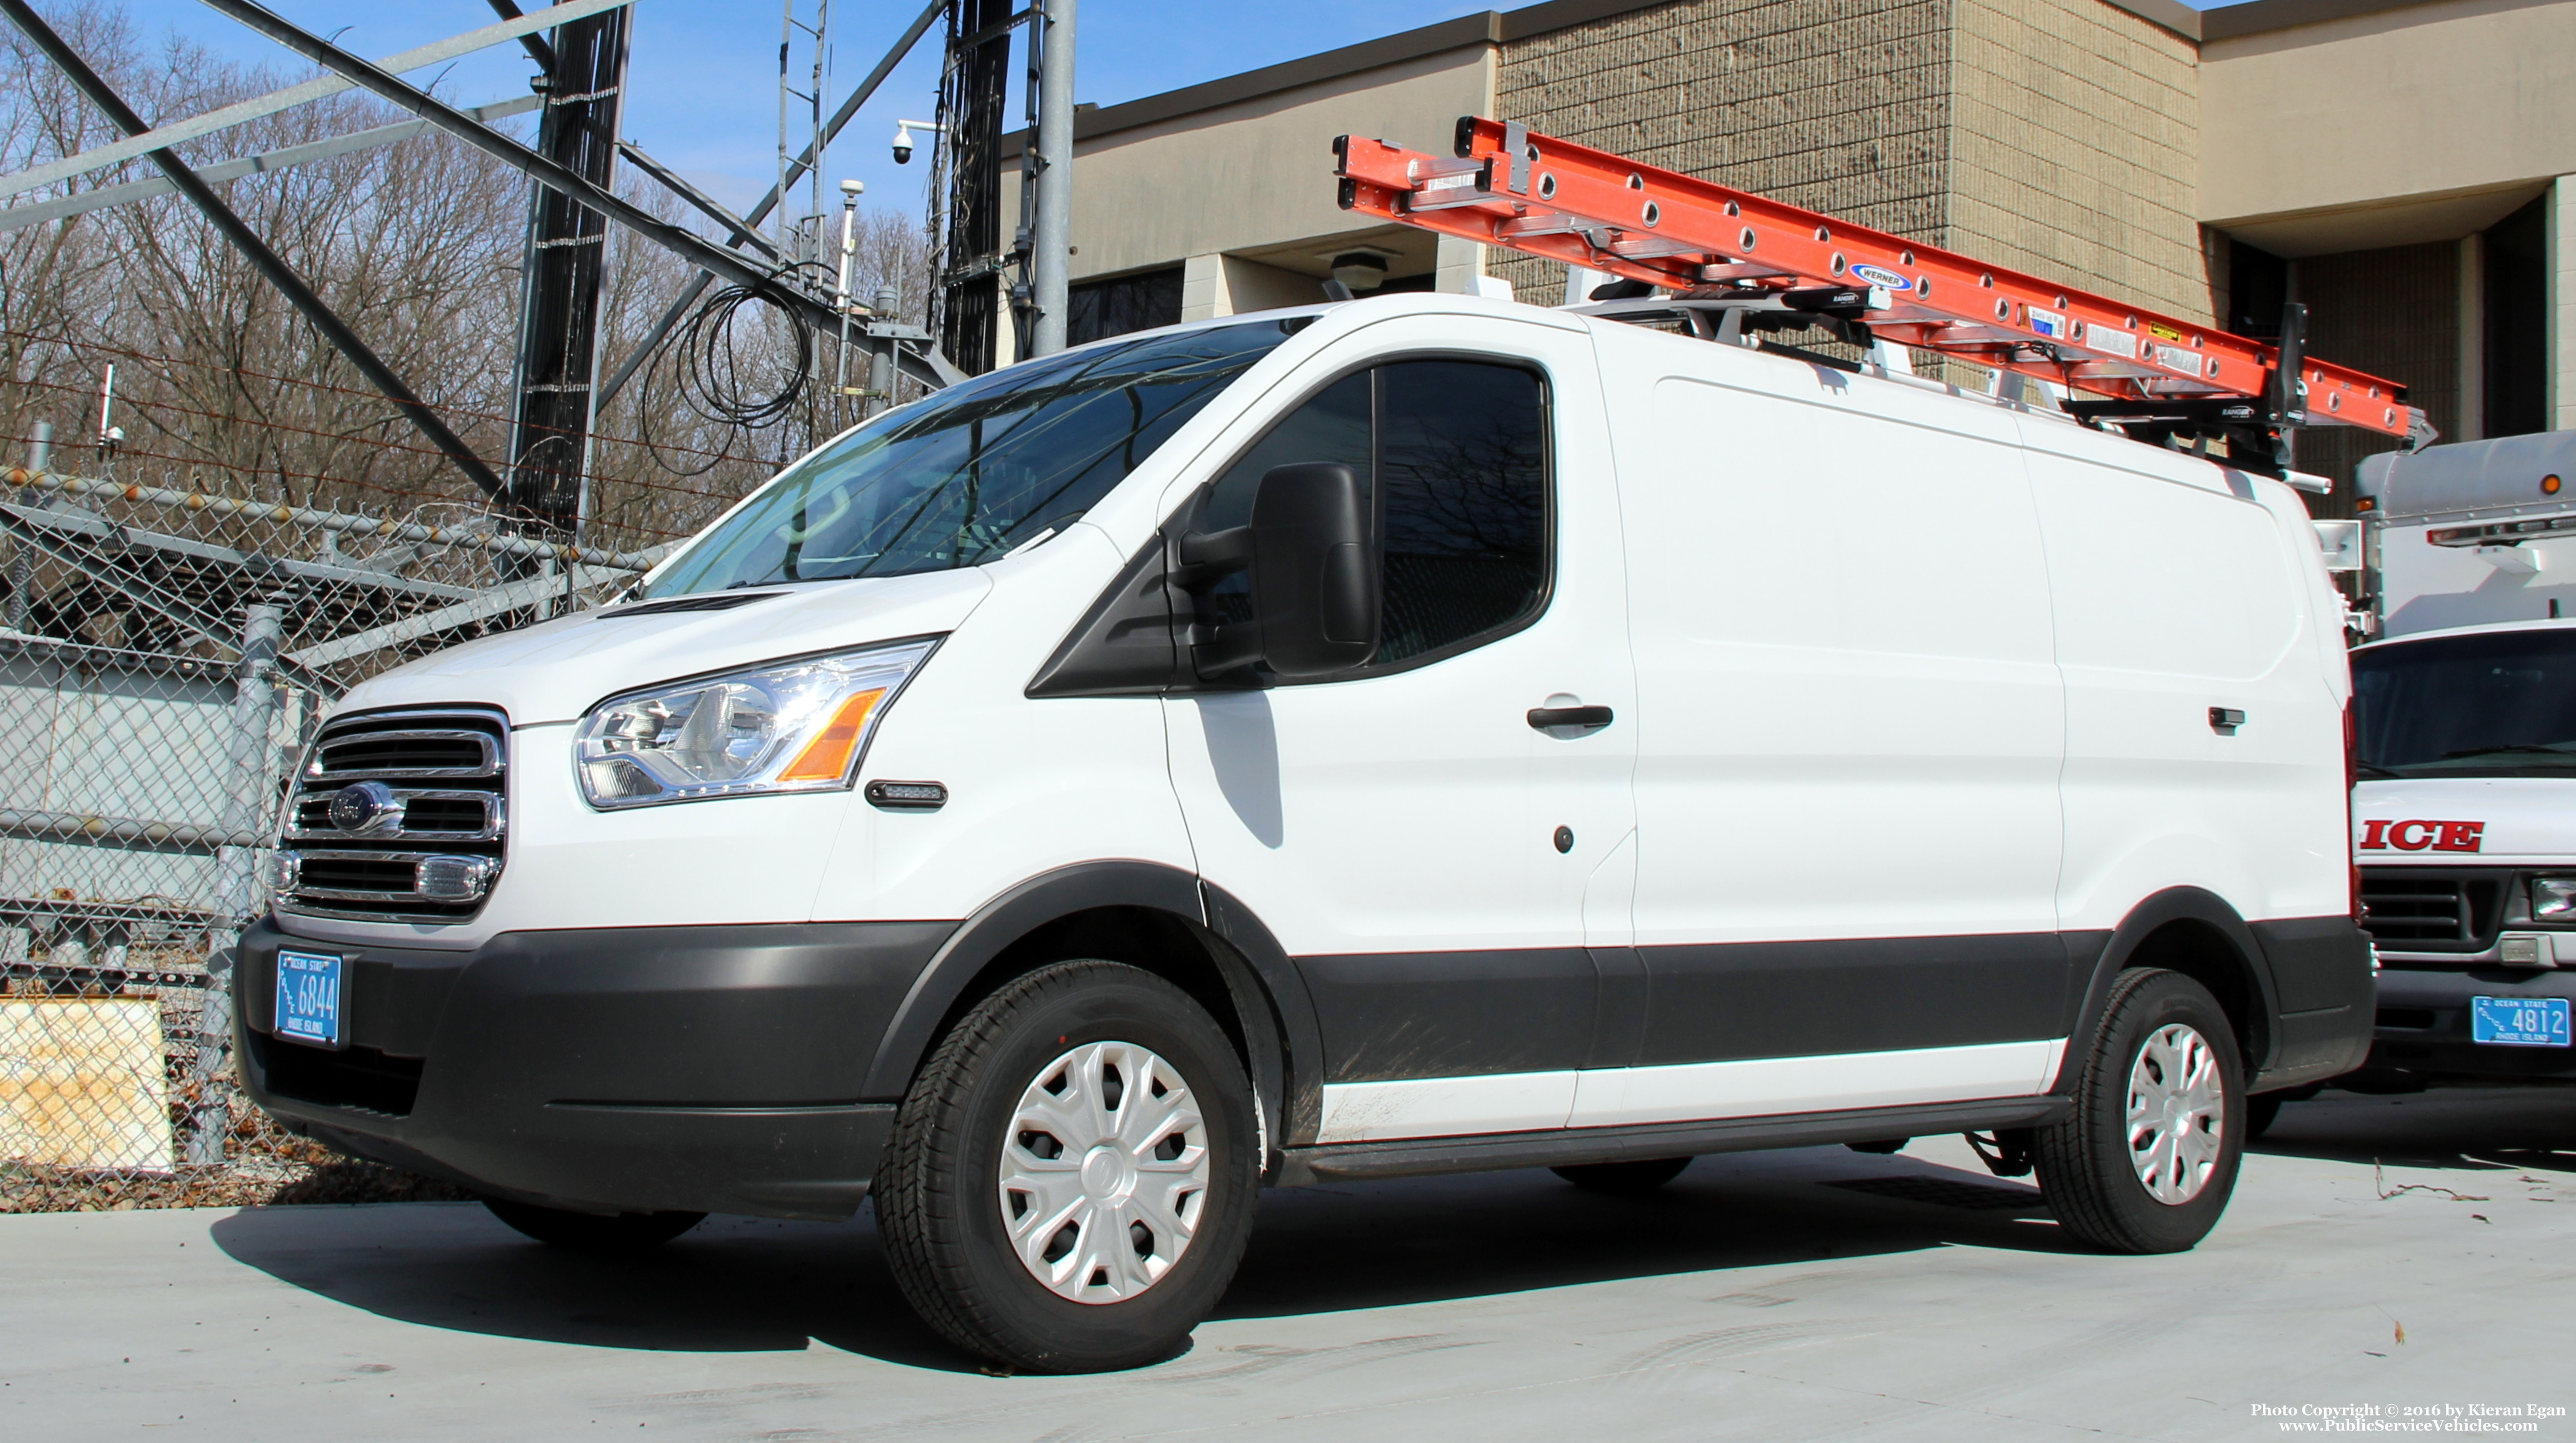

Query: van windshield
left=2354, top=628, right=2576, bottom=777
left=640, top=319, right=1302, bottom=597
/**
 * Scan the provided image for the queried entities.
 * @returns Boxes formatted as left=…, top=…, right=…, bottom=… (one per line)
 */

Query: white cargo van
left=239, top=292, right=2371, bottom=1371
left=2345, top=431, right=2576, bottom=1086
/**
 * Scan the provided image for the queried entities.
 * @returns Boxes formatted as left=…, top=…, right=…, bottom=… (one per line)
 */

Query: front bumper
left=2365, top=964, right=2576, bottom=1082
left=233, top=915, right=952, bottom=1219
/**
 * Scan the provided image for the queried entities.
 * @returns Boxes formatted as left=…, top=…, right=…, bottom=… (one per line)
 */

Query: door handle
left=1528, top=705, right=1614, bottom=731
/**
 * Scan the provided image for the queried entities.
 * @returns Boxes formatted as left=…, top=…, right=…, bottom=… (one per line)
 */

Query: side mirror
left=1178, top=462, right=1380, bottom=679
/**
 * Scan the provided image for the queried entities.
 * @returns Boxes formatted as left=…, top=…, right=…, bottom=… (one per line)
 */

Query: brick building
left=1012, top=0, right=2575, bottom=494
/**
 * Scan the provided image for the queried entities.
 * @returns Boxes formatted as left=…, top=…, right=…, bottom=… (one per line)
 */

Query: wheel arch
left=860, top=862, right=1323, bottom=1176
left=2057, top=887, right=2283, bottom=1091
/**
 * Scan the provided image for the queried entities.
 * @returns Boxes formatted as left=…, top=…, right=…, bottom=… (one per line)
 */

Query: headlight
left=574, top=639, right=936, bottom=809
left=2533, top=876, right=2576, bottom=921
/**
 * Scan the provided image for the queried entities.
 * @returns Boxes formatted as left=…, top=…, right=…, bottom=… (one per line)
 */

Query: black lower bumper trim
left=233, top=915, right=951, bottom=1219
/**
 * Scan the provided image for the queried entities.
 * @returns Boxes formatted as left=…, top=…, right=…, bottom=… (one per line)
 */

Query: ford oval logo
left=327, top=781, right=402, bottom=834
left=1849, top=263, right=1914, bottom=292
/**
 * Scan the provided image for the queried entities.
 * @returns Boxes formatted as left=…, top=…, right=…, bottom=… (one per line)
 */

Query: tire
left=2244, top=1091, right=2284, bottom=1139
left=2033, top=967, right=2245, bottom=1254
left=875, top=959, right=1259, bottom=1373
left=1551, top=1157, right=1692, bottom=1195
left=482, top=1198, right=704, bottom=1254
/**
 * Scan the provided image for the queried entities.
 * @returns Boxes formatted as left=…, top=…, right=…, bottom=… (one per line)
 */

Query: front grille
left=251, top=1034, right=424, bottom=1116
left=278, top=707, right=507, bottom=923
left=2359, top=867, right=2509, bottom=951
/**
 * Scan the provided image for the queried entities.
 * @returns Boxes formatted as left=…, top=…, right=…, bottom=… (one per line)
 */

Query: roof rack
left=1334, top=117, right=2437, bottom=476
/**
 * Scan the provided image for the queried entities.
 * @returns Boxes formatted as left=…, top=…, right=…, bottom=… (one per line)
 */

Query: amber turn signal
left=779, top=688, right=889, bottom=782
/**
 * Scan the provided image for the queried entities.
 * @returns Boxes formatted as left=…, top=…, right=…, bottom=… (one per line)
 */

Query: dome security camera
left=891, top=120, right=944, bottom=166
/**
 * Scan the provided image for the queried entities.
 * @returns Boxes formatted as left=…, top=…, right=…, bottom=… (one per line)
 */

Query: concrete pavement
left=4, top=1087, right=2572, bottom=1441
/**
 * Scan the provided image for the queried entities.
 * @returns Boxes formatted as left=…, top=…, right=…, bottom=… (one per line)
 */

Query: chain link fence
left=0, top=345, right=786, bottom=1211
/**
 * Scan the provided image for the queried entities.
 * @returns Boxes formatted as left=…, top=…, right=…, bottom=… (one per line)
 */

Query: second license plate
left=2470, top=995, right=2571, bottom=1047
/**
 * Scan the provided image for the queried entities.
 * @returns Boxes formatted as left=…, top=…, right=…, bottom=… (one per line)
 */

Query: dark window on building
left=1206, top=359, right=1550, bottom=671
left=1067, top=266, right=1184, bottom=347
left=2292, top=241, right=2460, bottom=518
left=2228, top=239, right=2290, bottom=340
left=2485, top=194, right=2549, bottom=439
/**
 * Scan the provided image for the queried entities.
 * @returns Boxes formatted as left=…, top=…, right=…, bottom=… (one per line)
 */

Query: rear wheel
left=875, top=960, right=1258, bottom=1373
left=482, top=1199, right=704, bottom=1254
left=2033, top=967, right=2244, bottom=1254
left=1551, top=1157, right=1691, bottom=1195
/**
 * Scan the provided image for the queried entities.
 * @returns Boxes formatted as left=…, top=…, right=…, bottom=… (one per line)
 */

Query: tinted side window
left=1375, top=361, right=1548, bottom=664
left=1199, top=358, right=1550, bottom=671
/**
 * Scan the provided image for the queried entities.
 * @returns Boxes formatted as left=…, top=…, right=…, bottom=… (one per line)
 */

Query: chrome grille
left=2359, top=867, right=2508, bottom=951
left=277, top=707, right=508, bottom=923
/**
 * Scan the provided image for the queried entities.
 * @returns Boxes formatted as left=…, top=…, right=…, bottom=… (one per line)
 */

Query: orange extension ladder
left=1334, top=117, right=2433, bottom=472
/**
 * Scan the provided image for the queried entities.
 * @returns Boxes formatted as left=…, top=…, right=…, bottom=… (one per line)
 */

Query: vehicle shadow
left=2250, top=1086, right=2576, bottom=1176
left=209, top=1144, right=2075, bottom=1362
left=1212, top=1147, right=2083, bottom=1321
left=207, top=1202, right=984, bottom=1369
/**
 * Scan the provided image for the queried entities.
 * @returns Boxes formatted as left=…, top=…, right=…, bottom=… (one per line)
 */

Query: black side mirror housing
left=1177, top=462, right=1380, bottom=680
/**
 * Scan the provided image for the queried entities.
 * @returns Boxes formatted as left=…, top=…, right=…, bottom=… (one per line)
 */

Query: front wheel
left=874, top=960, right=1259, bottom=1373
left=2032, top=967, right=2244, bottom=1254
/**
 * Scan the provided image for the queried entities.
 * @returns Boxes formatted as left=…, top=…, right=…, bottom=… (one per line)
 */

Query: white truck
left=2345, top=429, right=2576, bottom=1087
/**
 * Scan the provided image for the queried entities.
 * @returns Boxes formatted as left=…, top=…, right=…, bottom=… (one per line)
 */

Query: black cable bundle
left=633, top=264, right=826, bottom=477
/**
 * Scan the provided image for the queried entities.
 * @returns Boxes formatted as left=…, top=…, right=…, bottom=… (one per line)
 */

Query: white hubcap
left=2125, top=1022, right=2224, bottom=1205
left=997, top=1040, right=1210, bottom=1304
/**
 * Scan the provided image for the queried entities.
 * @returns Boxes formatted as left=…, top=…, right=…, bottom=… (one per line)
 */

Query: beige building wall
left=1949, top=0, right=2210, bottom=321
left=2559, top=176, right=2575, bottom=428
left=1052, top=45, right=1494, bottom=286
left=1493, top=0, right=1954, bottom=305
left=2200, top=0, right=2576, bottom=252
left=1490, top=0, right=2208, bottom=318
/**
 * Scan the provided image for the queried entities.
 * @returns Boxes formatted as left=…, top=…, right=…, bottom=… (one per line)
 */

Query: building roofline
left=2197, top=0, right=2560, bottom=41
left=1049, top=0, right=2524, bottom=154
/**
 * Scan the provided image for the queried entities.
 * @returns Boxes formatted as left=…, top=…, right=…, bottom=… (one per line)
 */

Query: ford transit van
left=237, top=292, right=2373, bottom=1371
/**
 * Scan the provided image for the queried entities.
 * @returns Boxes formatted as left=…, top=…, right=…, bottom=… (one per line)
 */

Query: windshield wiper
left=2355, top=761, right=2403, bottom=779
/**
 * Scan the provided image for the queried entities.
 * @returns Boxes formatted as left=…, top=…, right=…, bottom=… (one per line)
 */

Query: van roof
left=1058, top=290, right=2260, bottom=487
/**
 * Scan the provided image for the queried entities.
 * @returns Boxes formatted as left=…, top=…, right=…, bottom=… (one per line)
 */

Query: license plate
left=2470, top=995, right=2571, bottom=1047
left=274, top=949, right=346, bottom=1048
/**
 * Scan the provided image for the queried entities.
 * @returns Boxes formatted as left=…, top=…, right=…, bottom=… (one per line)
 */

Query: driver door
left=1163, top=314, right=1636, bottom=1144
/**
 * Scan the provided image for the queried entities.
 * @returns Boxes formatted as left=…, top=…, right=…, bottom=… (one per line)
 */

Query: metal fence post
left=7, top=421, right=51, bottom=632
left=188, top=602, right=283, bottom=1166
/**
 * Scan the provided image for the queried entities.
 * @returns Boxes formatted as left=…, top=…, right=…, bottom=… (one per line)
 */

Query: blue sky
left=93, top=0, right=2229, bottom=219
left=98, top=1, right=1469, bottom=217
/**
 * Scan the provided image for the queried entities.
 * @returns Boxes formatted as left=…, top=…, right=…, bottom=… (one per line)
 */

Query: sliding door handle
left=1528, top=705, right=1614, bottom=731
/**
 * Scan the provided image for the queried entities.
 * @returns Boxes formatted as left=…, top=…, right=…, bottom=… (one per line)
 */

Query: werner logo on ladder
left=1335, top=116, right=2433, bottom=472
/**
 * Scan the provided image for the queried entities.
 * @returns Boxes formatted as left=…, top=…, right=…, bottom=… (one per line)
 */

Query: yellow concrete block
left=0, top=998, right=173, bottom=1174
